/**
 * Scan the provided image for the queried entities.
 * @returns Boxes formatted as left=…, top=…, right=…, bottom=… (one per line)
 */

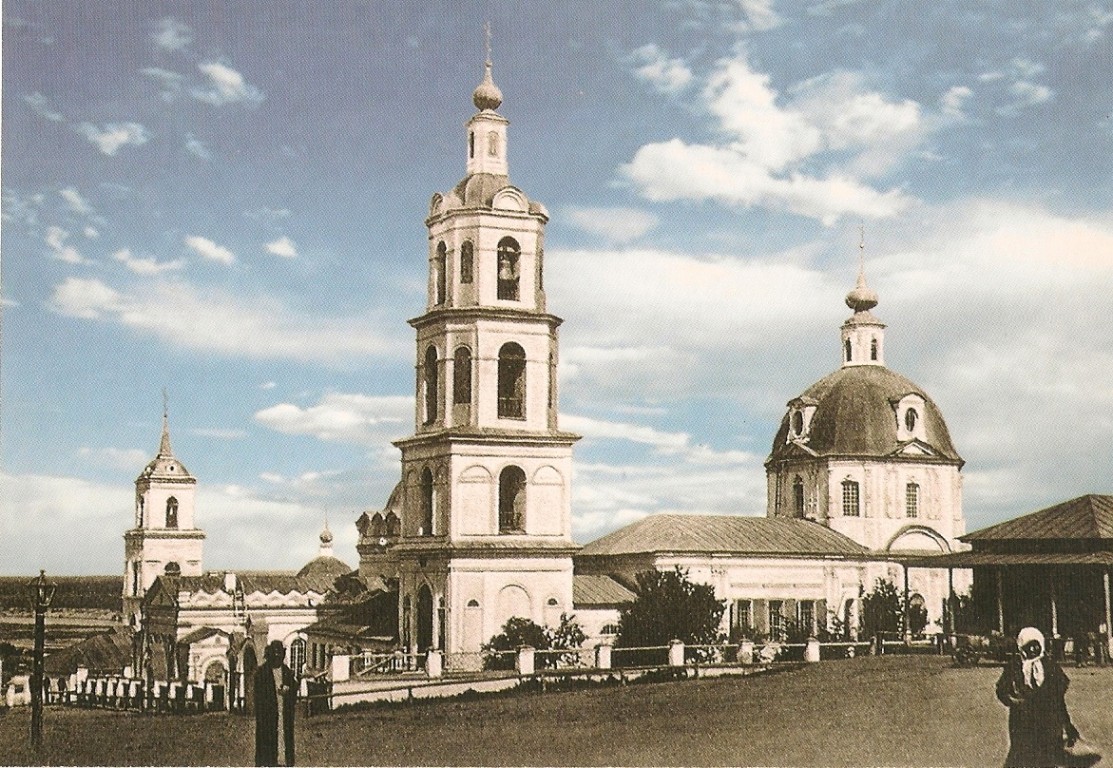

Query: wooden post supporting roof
left=996, top=567, right=1005, bottom=635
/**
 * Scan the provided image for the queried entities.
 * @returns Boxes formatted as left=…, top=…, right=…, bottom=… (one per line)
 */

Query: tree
left=861, top=578, right=904, bottom=638
left=481, top=614, right=587, bottom=670
left=616, top=567, right=726, bottom=652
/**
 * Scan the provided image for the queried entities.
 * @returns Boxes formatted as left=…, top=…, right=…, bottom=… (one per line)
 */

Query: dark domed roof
left=767, top=365, right=962, bottom=464
left=296, top=555, right=351, bottom=582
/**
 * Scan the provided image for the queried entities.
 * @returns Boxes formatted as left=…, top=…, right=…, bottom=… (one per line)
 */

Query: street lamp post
left=27, top=570, right=57, bottom=752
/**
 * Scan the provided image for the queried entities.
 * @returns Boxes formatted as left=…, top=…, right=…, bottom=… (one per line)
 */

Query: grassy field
left=1, top=656, right=1110, bottom=766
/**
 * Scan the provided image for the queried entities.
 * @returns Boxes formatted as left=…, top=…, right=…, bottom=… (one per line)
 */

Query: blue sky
left=3, top=1, right=1112, bottom=576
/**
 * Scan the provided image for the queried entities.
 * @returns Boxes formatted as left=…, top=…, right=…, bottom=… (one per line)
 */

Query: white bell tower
left=392, top=38, right=580, bottom=662
left=123, top=403, right=204, bottom=627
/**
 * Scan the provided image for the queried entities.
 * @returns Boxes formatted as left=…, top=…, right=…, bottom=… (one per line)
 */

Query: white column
left=426, top=649, right=443, bottom=679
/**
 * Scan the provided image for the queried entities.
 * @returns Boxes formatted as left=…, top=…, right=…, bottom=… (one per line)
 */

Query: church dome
left=137, top=414, right=193, bottom=482
left=767, top=365, right=962, bottom=464
left=296, top=554, right=351, bottom=582
left=472, top=61, right=503, bottom=111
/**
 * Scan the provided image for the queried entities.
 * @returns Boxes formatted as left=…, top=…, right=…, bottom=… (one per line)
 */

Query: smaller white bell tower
left=123, top=403, right=204, bottom=627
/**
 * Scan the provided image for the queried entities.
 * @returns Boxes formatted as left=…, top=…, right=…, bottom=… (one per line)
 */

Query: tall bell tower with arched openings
left=123, top=404, right=205, bottom=628
left=390, top=41, right=580, bottom=663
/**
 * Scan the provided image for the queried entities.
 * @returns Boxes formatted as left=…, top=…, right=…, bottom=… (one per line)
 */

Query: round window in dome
left=905, top=408, right=919, bottom=432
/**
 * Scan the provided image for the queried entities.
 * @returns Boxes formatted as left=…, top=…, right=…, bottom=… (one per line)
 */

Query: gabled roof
left=577, top=514, right=868, bottom=558
left=963, top=495, right=1113, bottom=542
left=175, top=571, right=333, bottom=598
left=44, top=626, right=133, bottom=676
left=573, top=574, right=635, bottom=607
left=177, top=626, right=231, bottom=645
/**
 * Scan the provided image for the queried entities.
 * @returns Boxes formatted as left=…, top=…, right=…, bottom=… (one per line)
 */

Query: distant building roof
left=302, top=590, right=398, bottom=646
left=44, top=626, right=133, bottom=676
left=176, top=571, right=333, bottom=598
left=573, top=574, right=635, bottom=607
left=963, top=494, right=1113, bottom=542
left=578, top=515, right=869, bottom=558
left=295, top=556, right=352, bottom=588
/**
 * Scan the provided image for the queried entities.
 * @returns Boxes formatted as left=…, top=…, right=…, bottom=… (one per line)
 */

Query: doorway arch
left=416, top=585, right=435, bottom=654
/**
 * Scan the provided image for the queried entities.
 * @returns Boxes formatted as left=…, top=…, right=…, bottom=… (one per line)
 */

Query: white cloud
left=621, top=55, right=919, bottom=223
left=77, top=122, right=150, bottom=155
left=564, top=207, right=658, bottom=243
left=265, top=236, right=298, bottom=258
left=940, top=86, right=973, bottom=118
left=142, top=67, right=185, bottom=101
left=47, top=277, right=405, bottom=364
left=255, top=393, right=411, bottom=444
left=185, top=134, right=211, bottom=160
left=735, top=0, right=780, bottom=31
left=191, top=62, right=264, bottom=106
left=563, top=414, right=690, bottom=452
left=627, top=44, right=694, bottom=95
left=153, top=18, right=193, bottom=51
left=48, top=277, right=124, bottom=318
left=23, top=92, right=63, bottom=122
left=111, top=249, right=185, bottom=275
left=45, top=226, right=88, bottom=264
left=260, top=381, right=277, bottom=390
left=76, top=446, right=149, bottom=470
left=998, top=81, right=1054, bottom=116
left=184, top=235, right=236, bottom=265
left=84, top=227, right=100, bottom=239
left=60, top=187, right=93, bottom=215
left=622, top=138, right=912, bottom=223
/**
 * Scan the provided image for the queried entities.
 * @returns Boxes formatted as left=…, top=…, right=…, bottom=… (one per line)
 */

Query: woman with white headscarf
left=996, top=626, right=1084, bottom=767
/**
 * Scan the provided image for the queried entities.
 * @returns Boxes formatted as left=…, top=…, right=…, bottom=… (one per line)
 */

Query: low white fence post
left=595, top=644, right=612, bottom=670
left=330, top=654, right=351, bottom=683
left=805, top=637, right=821, bottom=663
left=668, top=640, right=685, bottom=667
left=739, top=639, right=755, bottom=665
left=516, top=646, right=535, bottom=676
left=426, top=649, right=443, bottom=679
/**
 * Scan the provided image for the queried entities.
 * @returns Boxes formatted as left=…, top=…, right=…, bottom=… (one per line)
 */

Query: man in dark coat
left=996, top=627, right=1080, bottom=768
left=254, top=640, right=296, bottom=766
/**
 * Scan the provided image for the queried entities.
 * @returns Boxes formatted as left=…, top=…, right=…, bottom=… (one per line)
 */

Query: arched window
left=547, top=352, right=555, bottom=411
left=131, top=561, right=141, bottom=597
left=496, top=237, right=520, bottom=300
left=793, top=477, right=805, bottom=517
left=497, top=342, right=526, bottom=419
left=906, top=482, right=920, bottom=518
left=289, top=638, right=307, bottom=678
left=468, top=131, right=475, bottom=159
left=165, top=497, right=178, bottom=529
left=137, top=496, right=144, bottom=527
left=498, top=465, right=526, bottom=532
left=434, top=242, right=447, bottom=305
left=460, top=241, right=474, bottom=284
left=423, top=346, right=439, bottom=425
left=537, top=246, right=544, bottom=292
left=792, top=411, right=804, bottom=436
left=488, top=130, right=500, bottom=156
left=370, top=513, right=384, bottom=537
left=905, top=408, right=919, bottom=432
left=164, top=561, right=181, bottom=577
left=841, top=480, right=860, bottom=517
left=420, top=468, right=434, bottom=536
left=870, top=337, right=878, bottom=361
left=453, top=346, right=472, bottom=405
left=845, top=339, right=852, bottom=362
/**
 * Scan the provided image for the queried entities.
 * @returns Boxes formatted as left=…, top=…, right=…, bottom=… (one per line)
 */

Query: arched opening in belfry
left=420, top=468, right=434, bottom=536
left=423, top=346, right=439, bottom=425
left=166, top=497, right=178, bottom=528
left=497, top=342, right=526, bottom=419
left=434, top=241, right=447, bottom=305
left=498, top=465, right=526, bottom=533
left=845, top=339, right=852, bottom=362
left=460, top=241, right=474, bottom=284
left=453, top=346, right=473, bottom=406
left=496, top=237, right=520, bottom=300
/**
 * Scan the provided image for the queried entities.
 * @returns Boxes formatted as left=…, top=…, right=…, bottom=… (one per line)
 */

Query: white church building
left=123, top=51, right=972, bottom=687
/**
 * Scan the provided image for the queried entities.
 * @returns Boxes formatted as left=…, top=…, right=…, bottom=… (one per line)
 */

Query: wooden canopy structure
left=908, top=495, right=1113, bottom=651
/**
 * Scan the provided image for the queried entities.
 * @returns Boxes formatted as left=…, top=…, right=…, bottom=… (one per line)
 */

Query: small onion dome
left=320, top=525, right=334, bottom=545
left=845, top=269, right=879, bottom=313
left=472, top=61, right=503, bottom=111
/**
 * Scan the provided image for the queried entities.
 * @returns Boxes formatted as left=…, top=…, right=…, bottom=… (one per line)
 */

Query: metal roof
left=963, top=495, right=1113, bottom=542
left=903, top=550, right=1113, bottom=568
left=573, top=574, right=636, bottom=606
left=767, top=365, right=962, bottom=464
left=577, top=514, right=868, bottom=558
